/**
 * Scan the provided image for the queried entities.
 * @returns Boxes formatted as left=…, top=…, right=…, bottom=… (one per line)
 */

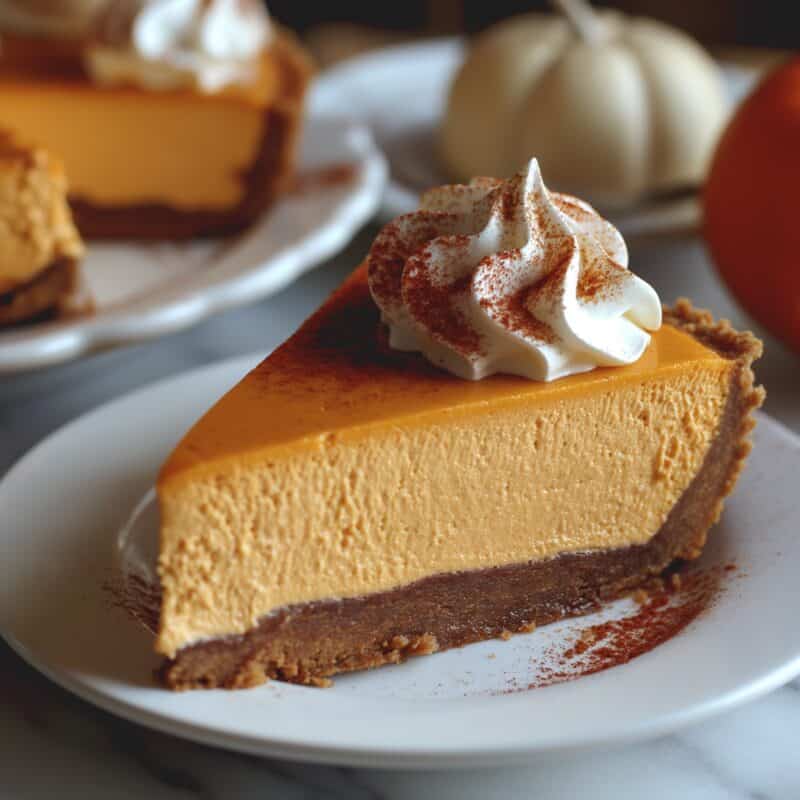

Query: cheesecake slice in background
left=0, top=1, right=312, bottom=239
left=0, top=132, right=87, bottom=327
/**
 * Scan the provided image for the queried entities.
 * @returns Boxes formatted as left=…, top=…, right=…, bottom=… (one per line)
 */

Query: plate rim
left=4, top=625, right=798, bottom=769
left=2, top=353, right=800, bottom=768
left=0, top=114, right=387, bottom=375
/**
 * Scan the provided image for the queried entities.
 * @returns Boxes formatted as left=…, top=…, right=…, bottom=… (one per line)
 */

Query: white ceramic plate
left=313, top=38, right=761, bottom=232
left=1, top=354, right=799, bottom=768
left=0, top=113, right=387, bottom=374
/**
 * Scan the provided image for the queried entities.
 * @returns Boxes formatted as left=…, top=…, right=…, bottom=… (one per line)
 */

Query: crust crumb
left=499, top=629, right=512, bottom=641
left=579, top=628, right=600, bottom=646
left=632, top=589, right=649, bottom=605
left=407, top=633, right=439, bottom=655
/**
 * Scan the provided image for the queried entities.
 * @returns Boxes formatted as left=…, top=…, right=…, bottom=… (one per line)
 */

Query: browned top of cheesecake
left=160, top=265, right=741, bottom=483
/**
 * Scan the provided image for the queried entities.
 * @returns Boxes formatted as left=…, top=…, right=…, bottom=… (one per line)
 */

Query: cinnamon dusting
left=402, top=238, right=484, bottom=358
left=497, top=565, right=726, bottom=694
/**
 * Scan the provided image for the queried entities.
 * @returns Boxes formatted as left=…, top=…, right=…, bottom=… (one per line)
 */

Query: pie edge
left=664, top=299, right=765, bottom=557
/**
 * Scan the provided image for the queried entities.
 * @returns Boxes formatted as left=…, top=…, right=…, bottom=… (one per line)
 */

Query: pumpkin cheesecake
left=0, top=131, right=86, bottom=326
left=155, top=160, right=763, bottom=689
left=0, top=1, right=311, bottom=239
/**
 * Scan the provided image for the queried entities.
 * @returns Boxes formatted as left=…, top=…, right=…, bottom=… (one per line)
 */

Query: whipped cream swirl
left=86, top=0, right=272, bottom=93
left=368, top=159, right=662, bottom=382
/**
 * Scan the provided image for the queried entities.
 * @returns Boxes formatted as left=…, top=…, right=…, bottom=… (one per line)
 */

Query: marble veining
left=1, top=637, right=798, bottom=799
left=1, top=228, right=799, bottom=798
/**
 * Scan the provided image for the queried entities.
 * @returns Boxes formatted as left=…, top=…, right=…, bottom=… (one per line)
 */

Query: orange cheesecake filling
left=0, top=39, right=283, bottom=210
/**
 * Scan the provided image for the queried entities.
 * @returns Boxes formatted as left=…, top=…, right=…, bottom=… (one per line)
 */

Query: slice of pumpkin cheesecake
left=156, top=160, right=763, bottom=689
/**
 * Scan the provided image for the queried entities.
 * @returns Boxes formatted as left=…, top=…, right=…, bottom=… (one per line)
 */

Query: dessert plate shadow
left=313, top=38, right=761, bottom=235
left=1, top=354, right=799, bottom=768
left=0, top=112, right=387, bottom=374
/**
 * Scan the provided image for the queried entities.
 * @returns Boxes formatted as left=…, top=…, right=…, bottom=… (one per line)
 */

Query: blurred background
left=279, top=1, right=799, bottom=66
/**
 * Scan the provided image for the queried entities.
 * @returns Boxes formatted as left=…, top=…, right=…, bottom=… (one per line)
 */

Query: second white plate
left=1, top=354, right=799, bottom=768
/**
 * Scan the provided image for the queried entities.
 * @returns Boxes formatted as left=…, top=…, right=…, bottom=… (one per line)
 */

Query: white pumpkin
left=440, top=10, right=729, bottom=207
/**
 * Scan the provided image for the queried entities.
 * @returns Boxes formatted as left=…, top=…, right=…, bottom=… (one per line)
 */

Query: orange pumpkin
left=703, top=57, right=800, bottom=354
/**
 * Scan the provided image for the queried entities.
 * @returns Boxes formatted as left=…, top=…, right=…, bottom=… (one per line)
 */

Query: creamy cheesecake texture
left=0, top=132, right=83, bottom=293
left=156, top=266, right=734, bottom=658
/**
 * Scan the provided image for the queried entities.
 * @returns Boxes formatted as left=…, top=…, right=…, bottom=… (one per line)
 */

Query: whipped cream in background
left=368, top=159, right=662, bottom=382
left=86, top=0, right=272, bottom=93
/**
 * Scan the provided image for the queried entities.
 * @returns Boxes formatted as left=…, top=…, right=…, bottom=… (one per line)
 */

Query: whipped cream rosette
left=368, top=159, right=662, bottom=381
left=87, top=0, right=272, bottom=92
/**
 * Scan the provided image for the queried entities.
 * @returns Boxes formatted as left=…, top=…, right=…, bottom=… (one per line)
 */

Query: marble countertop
left=1, top=226, right=799, bottom=799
